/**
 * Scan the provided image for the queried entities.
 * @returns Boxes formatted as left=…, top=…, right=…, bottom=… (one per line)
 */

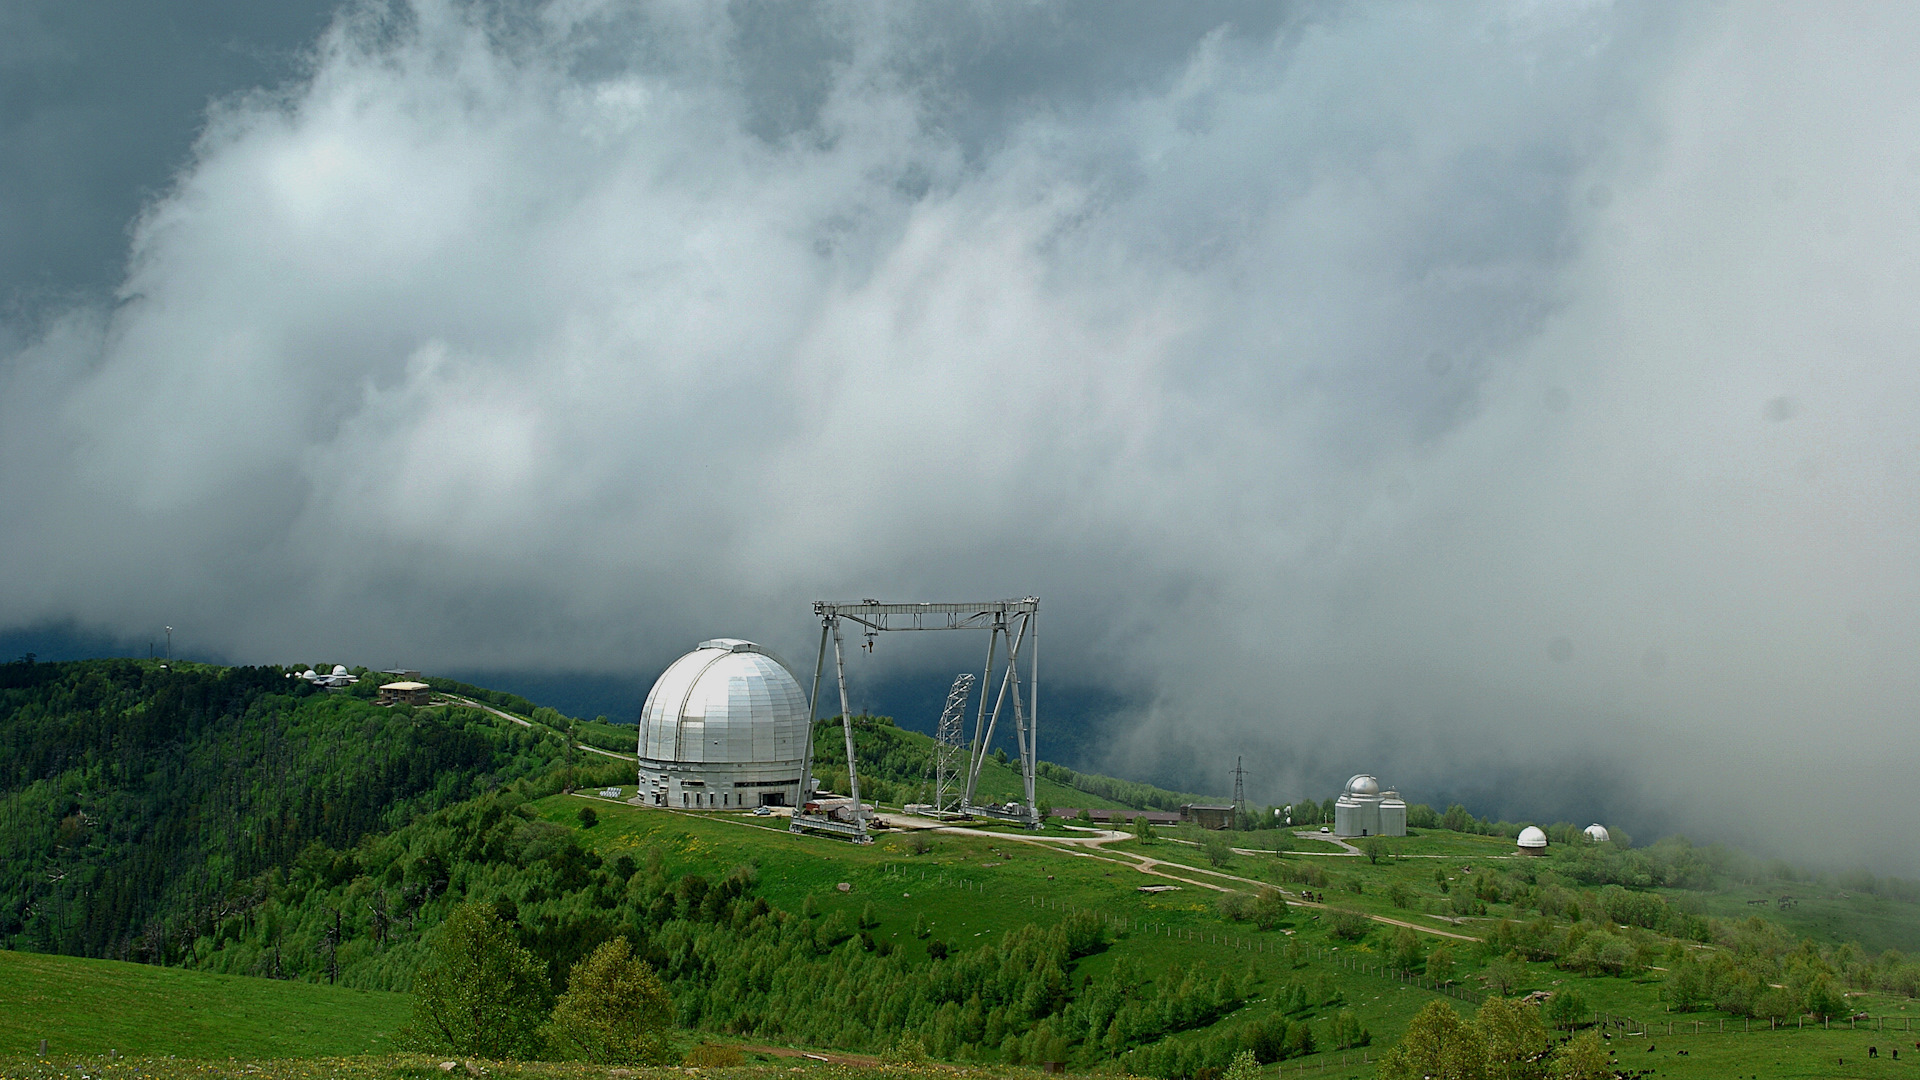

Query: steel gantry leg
left=962, top=622, right=1000, bottom=810
left=1026, top=607, right=1039, bottom=823
left=796, top=620, right=830, bottom=813
left=965, top=615, right=1031, bottom=822
left=829, top=617, right=868, bottom=837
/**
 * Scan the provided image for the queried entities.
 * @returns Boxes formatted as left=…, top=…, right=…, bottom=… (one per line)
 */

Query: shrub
left=1326, top=908, right=1371, bottom=941
left=883, top=1034, right=928, bottom=1064
left=1326, top=1008, right=1370, bottom=1050
left=1216, top=891, right=1254, bottom=921
left=685, top=1043, right=744, bottom=1067
left=1390, top=927, right=1423, bottom=972
left=1221, top=1048, right=1259, bottom=1080
left=576, top=806, right=598, bottom=829
left=814, top=910, right=853, bottom=951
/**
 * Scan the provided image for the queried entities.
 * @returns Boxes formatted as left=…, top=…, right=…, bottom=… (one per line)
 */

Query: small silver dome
left=1345, top=774, right=1381, bottom=797
left=1583, top=823, right=1610, bottom=843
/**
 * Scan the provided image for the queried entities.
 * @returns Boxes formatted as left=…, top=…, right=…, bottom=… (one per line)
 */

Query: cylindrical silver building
left=636, top=639, right=809, bottom=809
left=1333, top=774, right=1406, bottom=837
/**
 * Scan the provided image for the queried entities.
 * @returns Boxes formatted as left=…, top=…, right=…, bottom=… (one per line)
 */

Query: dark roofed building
left=1182, top=803, right=1236, bottom=830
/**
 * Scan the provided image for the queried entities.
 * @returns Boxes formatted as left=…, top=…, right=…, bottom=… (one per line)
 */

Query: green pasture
left=551, top=796, right=1920, bottom=1071
left=1679, top=884, right=1920, bottom=956
left=543, top=796, right=1550, bottom=1057
left=0, top=949, right=410, bottom=1059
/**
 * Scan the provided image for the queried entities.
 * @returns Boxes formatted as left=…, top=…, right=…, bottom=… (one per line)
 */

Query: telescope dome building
left=1517, top=825, right=1549, bottom=854
left=1333, top=774, right=1406, bottom=838
left=636, top=639, right=810, bottom=809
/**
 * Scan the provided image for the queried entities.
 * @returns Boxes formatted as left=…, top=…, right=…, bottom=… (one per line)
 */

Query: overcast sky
left=2, top=1, right=1916, bottom=872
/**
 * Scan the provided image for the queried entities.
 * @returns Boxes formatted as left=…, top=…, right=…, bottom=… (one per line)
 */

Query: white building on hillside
left=636, top=639, right=809, bottom=810
left=1332, top=774, right=1407, bottom=838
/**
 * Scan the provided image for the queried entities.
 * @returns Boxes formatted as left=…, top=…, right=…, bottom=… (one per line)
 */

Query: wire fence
left=1591, top=1010, right=1920, bottom=1037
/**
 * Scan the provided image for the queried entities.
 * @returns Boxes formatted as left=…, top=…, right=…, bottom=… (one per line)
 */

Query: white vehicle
left=753, top=806, right=772, bottom=816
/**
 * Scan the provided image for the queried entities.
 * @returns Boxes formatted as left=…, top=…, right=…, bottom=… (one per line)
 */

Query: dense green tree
left=1544, top=987, right=1587, bottom=1029
left=1389, top=927, right=1423, bottom=972
left=1482, top=957, right=1524, bottom=996
left=1554, top=1029, right=1610, bottom=1080
left=542, top=936, right=674, bottom=1064
left=1251, top=888, right=1289, bottom=931
left=409, top=901, right=551, bottom=1059
left=1376, top=1000, right=1478, bottom=1080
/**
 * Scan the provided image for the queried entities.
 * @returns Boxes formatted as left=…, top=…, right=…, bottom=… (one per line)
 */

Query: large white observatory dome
left=1516, top=826, right=1549, bottom=853
left=636, top=639, right=810, bottom=809
left=1583, top=823, right=1610, bottom=843
left=1345, top=774, right=1381, bottom=797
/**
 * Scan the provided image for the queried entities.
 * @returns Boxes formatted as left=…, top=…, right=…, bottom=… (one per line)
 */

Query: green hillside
left=0, top=948, right=408, bottom=1057
left=7, top=656, right=1920, bottom=1079
left=805, top=714, right=1171, bottom=812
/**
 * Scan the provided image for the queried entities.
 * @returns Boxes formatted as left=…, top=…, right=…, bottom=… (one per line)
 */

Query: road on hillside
left=452, top=697, right=636, bottom=762
left=911, top=820, right=1481, bottom=943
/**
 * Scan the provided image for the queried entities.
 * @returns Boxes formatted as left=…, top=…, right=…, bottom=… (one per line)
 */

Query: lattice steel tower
left=933, top=673, right=975, bottom=813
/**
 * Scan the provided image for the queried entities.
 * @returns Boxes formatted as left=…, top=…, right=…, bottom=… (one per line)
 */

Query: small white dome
left=1344, top=774, right=1381, bottom=797
left=1583, top=823, right=1610, bottom=843
left=1517, top=825, right=1549, bottom=849
left=332, top=664, right=349, bottom=676
left=301, top=669, right=317, bottom=679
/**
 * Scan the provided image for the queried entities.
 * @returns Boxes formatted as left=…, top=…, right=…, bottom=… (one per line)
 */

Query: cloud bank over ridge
left=2, top=1, right=1916, bottom=869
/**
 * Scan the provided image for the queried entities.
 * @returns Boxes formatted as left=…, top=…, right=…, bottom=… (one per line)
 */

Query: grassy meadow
left=0, top=949, right=410, bottom=1059
left=536, top=791, right=1920, bottom=1077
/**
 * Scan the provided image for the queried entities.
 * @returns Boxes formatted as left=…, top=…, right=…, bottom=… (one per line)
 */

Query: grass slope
left=0, top=949, right=410, bottom=1058
left=548, top=796, right=1920, bottom=1078
left=547, top=797, right=1481, bottom=1065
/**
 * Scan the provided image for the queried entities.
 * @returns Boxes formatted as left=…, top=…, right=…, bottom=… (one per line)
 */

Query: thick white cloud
left=2, top=1, right=1916, bottom=868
